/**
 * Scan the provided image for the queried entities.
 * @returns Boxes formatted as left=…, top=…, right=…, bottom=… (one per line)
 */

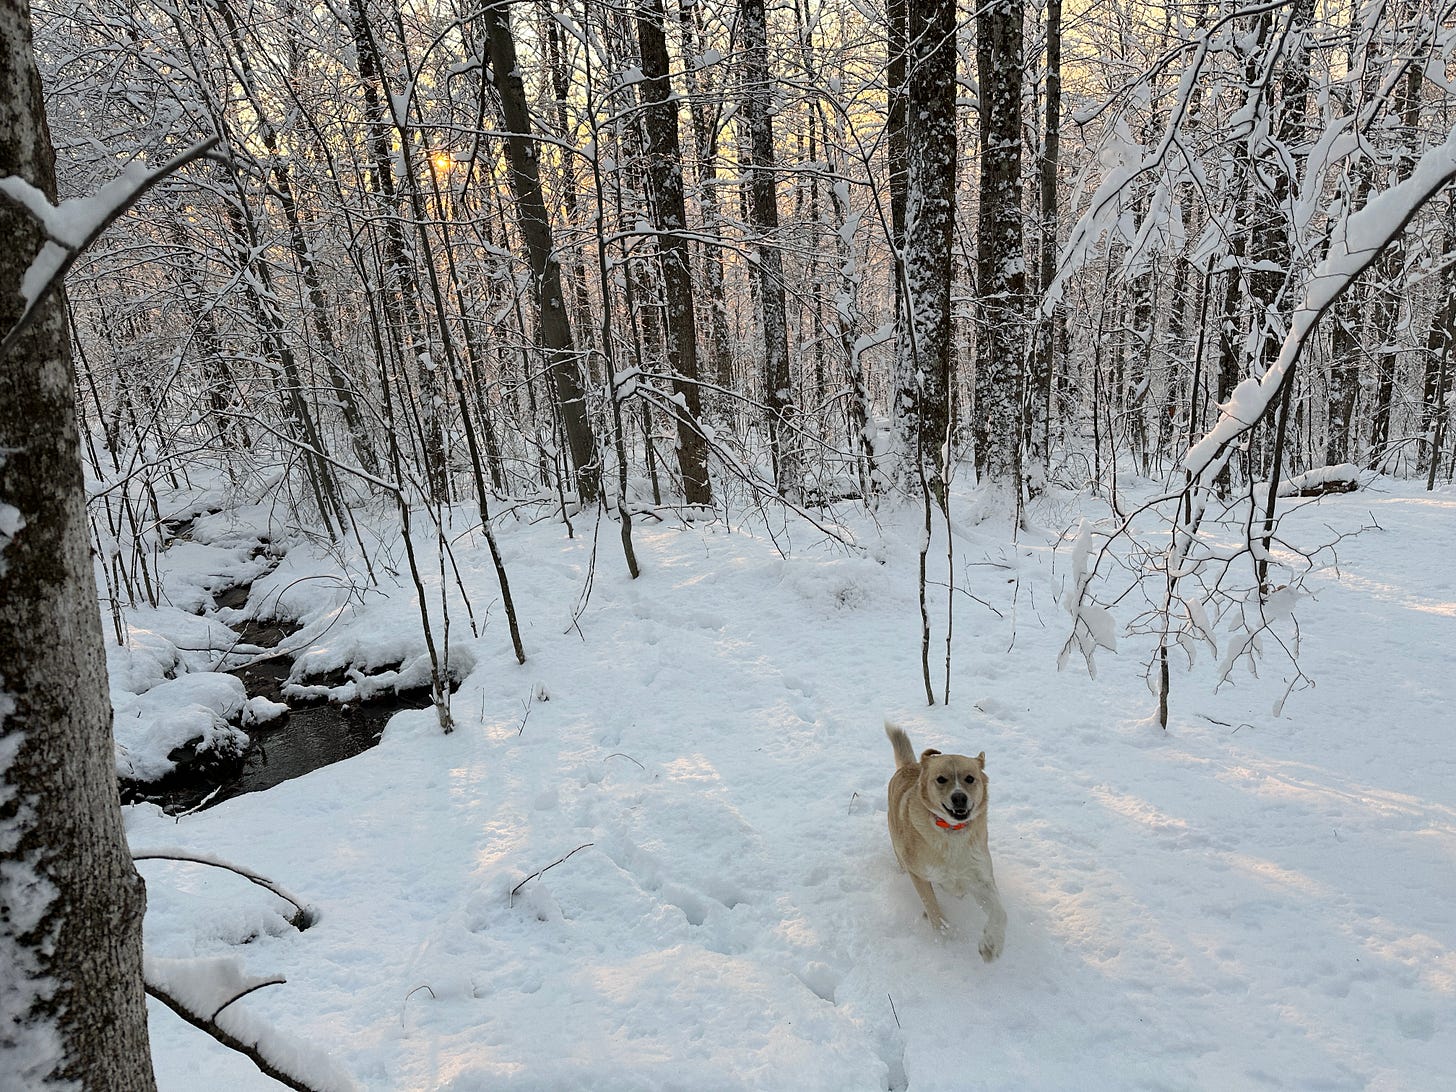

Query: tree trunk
left=483, top=0, right=601, bottom=504
left=0, top=4, right=156, bottom=1086
left=542, top=7, right=600, bottom=362
left=740, top=0, right=801, bottom=500
left=676, top=0, right=734, bottom=392
left=635, top=0, right=713, bottom=506
left=895, top=0, right=958, bottom=493
left=974, top=0, right=1026, bottom=497
left=1422, top=201, right=1456, bottom=485
left=347, top=0, right=448, bottom=499
left=1026, top=0, right=1062, bottom=489
left=885, top=0, right=909, bottom=255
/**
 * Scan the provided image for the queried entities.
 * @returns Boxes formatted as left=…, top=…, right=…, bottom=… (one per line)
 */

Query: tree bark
left=740, top=0, right=800, bottom=500
left=885, top=0, right=909, bottom=255
left=1026, top=0, right=1062, bottom=489
left=635, top=0, right=713, bottom=506
left=483, top=0, right=601, bottom=504
left=0, top=3, right=156, bottom=1086
left=974, top=0, right=1026, bottom=495
left=676, top=0, right=734, bottom=391
left=895, top=0, right=958, bottom=493
left=1422, top=202, right=1456, bottom=485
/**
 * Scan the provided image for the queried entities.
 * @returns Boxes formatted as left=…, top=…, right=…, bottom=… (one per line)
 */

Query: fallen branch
left=144, top=956, right=348, bottom=1092
left=132, top=848, right=316, bottom=930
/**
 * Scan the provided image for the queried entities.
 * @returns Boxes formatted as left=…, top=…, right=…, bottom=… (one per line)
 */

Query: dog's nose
left=951, top=791, right=968, bottom=809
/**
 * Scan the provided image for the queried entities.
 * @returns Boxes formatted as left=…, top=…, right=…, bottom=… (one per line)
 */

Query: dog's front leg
left=909, top=874, right=950, bottom=932
left=970, top=877, right=1007, bottom=961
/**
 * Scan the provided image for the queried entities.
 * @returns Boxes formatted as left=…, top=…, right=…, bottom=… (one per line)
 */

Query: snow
left=145, top=955, right=356, bottom=1091
left=0, top=500, right=22, bottom=577
left=114, top=672, right=250, bottom=782
left=1255, top=463, right=1365, bottom=500
left=2, top=164, right=153, bottom=304
left=122, top=477, right=1456, bottom=1089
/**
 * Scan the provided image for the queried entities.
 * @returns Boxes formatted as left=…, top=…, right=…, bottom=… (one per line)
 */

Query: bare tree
left=483, top=0, right=601, bottom=504
left=893, top=0, right=957, bottom=496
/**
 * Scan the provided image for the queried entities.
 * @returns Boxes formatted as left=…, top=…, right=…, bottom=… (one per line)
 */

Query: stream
left=119, top=579, right=445, bottom=815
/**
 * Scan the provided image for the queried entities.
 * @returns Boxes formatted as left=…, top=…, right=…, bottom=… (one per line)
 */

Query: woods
left=7, top=0, right=1446, bottom=712
left=8, top=0, right=1448, bottom=538
left=4, top=0, right=1456, bottom=1085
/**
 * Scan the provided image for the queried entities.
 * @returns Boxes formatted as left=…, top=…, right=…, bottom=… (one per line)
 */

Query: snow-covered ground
left=120, top=476, right=1456, bottom=1090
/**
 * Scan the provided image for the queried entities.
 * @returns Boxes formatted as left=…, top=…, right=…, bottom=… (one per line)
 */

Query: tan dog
left=885, top=722, right=1006, bottom=961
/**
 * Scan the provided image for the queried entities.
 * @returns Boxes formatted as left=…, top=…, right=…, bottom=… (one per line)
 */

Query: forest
left=2, top=0, right=1455, bottom=1088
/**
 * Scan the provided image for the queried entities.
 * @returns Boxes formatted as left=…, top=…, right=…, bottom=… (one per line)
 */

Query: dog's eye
left=964, top=775, right=976, bottom=785
left=935, top=776, right=948, bottom=785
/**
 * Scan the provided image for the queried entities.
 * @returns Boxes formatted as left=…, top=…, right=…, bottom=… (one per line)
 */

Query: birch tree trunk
left=0, top=4, right=155, bottom=1085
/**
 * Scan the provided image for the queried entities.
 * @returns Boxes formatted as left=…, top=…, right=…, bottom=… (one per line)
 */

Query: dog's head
left=916, top=748, right=988, bottom=826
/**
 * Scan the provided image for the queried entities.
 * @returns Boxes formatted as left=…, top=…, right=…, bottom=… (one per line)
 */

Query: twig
left=400, top=984, right=436, bottom=1028
left=175, top=784, right=224, bottom=819
left=509, top=843, right=594, bottom=907
left=211, top=976, right=287, bottom=1022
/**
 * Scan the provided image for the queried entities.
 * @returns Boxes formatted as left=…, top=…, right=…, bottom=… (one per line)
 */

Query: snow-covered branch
left=144, top=956, right=354, bottom=1092
left=132, top=847, right=317, bottom=929
left=0, top=137, right=219, bottom=356
left=1182, top=122, right=1456, bottom=483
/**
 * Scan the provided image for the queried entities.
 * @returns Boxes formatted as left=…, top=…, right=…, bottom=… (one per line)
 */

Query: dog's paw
left=979, top=931, right=1003, bottom=962
left=923, top=912, right=952, bottom=936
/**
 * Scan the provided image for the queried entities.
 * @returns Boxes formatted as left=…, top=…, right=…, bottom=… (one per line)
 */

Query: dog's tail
left=885, top=720, right=916, bottom=769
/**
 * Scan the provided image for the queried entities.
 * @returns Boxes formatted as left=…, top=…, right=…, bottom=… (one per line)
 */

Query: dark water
left=120, top=582, right=443, bottom=815
left=121, top=691, right=432, bottom=814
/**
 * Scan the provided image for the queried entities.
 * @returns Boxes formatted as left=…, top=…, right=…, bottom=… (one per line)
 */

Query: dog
left=885, top=722, right=1006, bottom=961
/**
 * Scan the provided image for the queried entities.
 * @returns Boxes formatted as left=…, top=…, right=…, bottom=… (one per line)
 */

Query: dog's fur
left=885, top=722, right=1007, bottom=961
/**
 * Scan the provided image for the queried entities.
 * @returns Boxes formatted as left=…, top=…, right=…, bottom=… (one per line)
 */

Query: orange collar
left=934, top=816, right=970, bottom=831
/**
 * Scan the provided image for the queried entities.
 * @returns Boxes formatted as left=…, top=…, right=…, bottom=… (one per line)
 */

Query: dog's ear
left=977, top=751, right=986, bottom=768
left=920, top=748, right=941, bottom=762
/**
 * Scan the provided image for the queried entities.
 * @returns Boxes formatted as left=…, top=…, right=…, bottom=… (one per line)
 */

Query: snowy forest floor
left=120, top=473, right=1456, bottom=1090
